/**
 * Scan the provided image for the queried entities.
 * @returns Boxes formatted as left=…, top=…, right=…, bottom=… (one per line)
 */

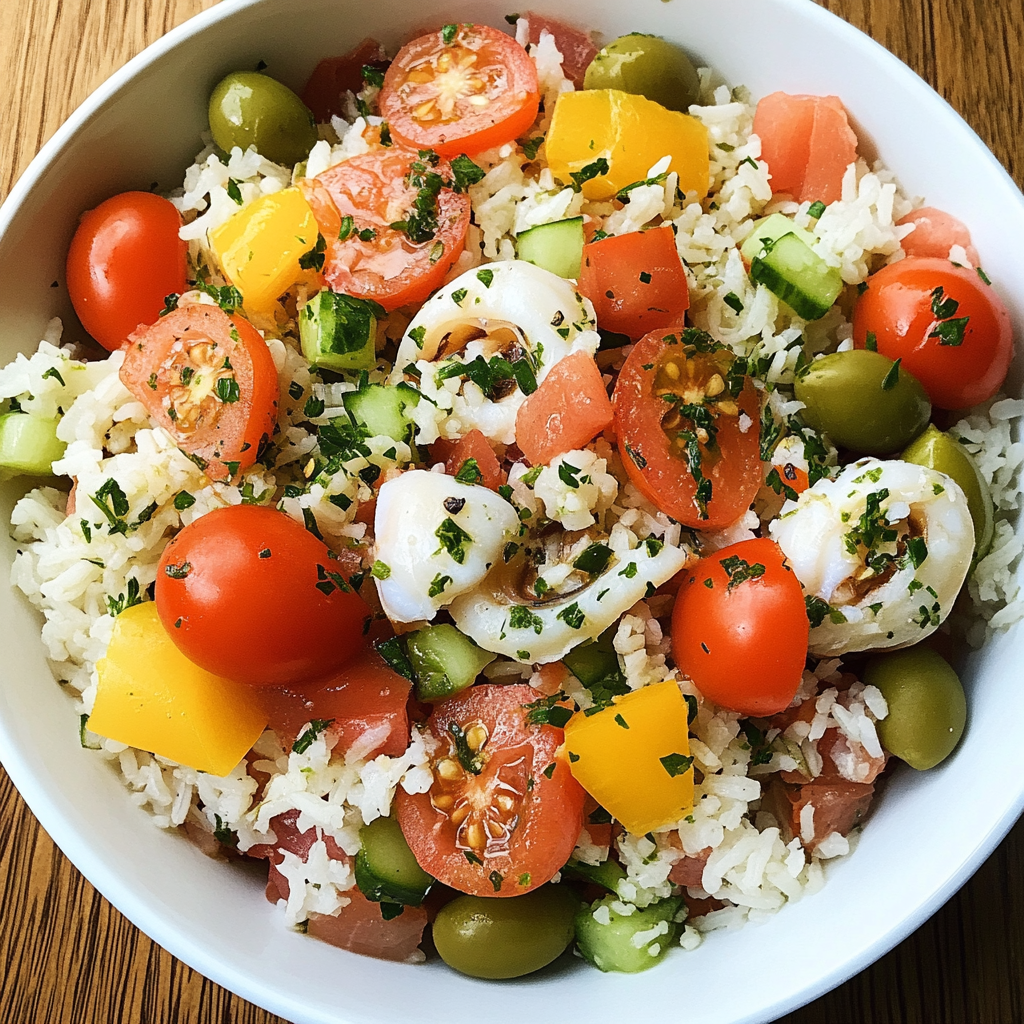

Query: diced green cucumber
left=406, top=623, right=496, bottom=701
left=516, top=217, right=585, bottom=279
left=739, top=212, right=818, bottom=264
left=0, top=413, right=66, bottom=476
left=342, top=382, right=420, bottom=444
left=564, top=857, right=626, bottom=893
left=563, top=626, right=625, bottom=690
left=749, top=232, right=843, bottom=320
left=741, top=214, right=842, bottom=321
left=300, top=290, right=379, bottom=372
left=575, top=895, right=683, bottom=973
left=354, top=815, right=434, bottom=907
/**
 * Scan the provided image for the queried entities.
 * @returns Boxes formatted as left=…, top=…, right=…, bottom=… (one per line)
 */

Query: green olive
left=902, top=424, right=994, bottom=557
left=864, top=647, right=967, bottom=770
left=208, top=72, right=317, bottom=167
left=583, top=34, right=701, bottom=112
left=432, top=886, right=578, bottom=979
left=794, top=350, right=932, bottom=455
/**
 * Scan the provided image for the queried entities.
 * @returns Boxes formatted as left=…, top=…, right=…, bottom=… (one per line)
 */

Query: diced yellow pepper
left=546, top=89, right=710, bottom=202
left=90, top=603, right=267, bottom=776
left=564, top=679, right=694, bottom=835
left=208, top=186, right=319, bottom=315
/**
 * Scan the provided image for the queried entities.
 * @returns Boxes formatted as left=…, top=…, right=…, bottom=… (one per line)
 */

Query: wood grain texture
left=0, top=1, right=1022, bottom=1022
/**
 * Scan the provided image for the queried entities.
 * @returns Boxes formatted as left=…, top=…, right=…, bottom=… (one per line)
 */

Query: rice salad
left=3, top=13, right=1021, bottom=975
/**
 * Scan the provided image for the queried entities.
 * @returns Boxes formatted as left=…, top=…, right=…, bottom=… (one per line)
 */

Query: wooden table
left=1, top=1, right=1022, bottom=1021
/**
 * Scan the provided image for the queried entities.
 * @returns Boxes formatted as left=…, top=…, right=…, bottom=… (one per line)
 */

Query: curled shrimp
left=769, top=458, right=974, bottom=656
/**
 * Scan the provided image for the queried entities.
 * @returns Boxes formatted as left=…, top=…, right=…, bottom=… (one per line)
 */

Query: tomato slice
left=301, top=138, right=470, bottom=312
left=578, top=226, right=690, bottom=340
left=120, top=303, right=279, bottom=481
left=260, top=646, right=411, bottom=756
left=66, top=191, right=188, bottom=352
left=301, top=38, right=388, bottom=124
left=522, top=12, right=598, bottom=88
left=379, top=24, right=540, bottom=157
left=612, top=330, right=762, bottom=529
left=670, top=538, right=808, bottom=716
left=395, top=684, right=585, bottom=897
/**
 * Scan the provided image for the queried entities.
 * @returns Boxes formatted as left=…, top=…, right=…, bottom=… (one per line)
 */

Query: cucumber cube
left=300, top=289, right=378, bottom=371
left=406, top=623, right=496, bottom=701
left=0, top=413, right=66, bottom=476
left=516, top=217, right=585, bottom=279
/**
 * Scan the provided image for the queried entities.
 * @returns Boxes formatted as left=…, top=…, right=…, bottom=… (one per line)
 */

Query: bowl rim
left=2, top=1, right=1023, bottom=1022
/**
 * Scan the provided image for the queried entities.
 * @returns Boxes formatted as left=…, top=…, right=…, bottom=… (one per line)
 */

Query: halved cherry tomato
left=395, top=684, right=585, bottom=898
left=259, top=646, right=412, bottom=755
left=120, top=303, right=279, bottom=481
left=578, top=226, right=690, bottom=340
left=613, top=330, right=762, bottom=529
left=301, top=38, right=388, bottom=124
left=301, top=137, right=470, bottom=311
left=852, top=257, right=1012, bottom=410
left=155, top=505, right=370, bottom=687
left=379, top=24, right=540, bottom=157
left=671, top=538, right=808, bottom=716
left=66, top=191, right=187, bottom=352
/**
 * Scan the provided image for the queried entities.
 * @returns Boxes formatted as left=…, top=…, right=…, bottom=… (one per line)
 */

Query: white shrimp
left=373, top=470, right=520, bottom=623
left=449, top=525, right=690, bottom=664
left=389, top=260, right=600, bottom=444
left=769, top=458, right=974, bottom=656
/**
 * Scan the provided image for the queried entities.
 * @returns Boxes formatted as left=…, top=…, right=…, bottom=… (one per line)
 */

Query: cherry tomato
left=379, top=24, right=540, bottom=157
left=301, top=38, right=388, bottom=124
left=852, top=257, right=1012, bottom=410
left=66, top=191, right=187, bottom=352
left=578, top=226, right=690, bottom=340
left=300, top=135, right=470, bottom=312
left=119, top=303, right=279, bottom=482
left=671, top=538, right=808, bottom=716
left=395, top=684, right=585, bottom=897
left=155, top=505, right=371, bottom=686
left=612, top=330, right=762, bottom=529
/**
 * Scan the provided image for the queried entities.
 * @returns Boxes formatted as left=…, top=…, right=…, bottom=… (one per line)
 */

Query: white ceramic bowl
left=2, top=1, right=1022, bottom=1021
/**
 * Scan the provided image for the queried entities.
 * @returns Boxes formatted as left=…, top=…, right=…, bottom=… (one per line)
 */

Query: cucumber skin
left=739, top=212, right=817, bottom=264
left=575, top=895, right=683, bottom=973
left=0, top=413, right=66, bottom=476
left=300, top=290, right=377, bottom=372
left=517, top=217, right=585, bottom=279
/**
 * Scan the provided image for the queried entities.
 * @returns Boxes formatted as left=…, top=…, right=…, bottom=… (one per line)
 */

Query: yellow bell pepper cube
left=209, top=186, right=319, bottom=315
left=564, top=679, right=694, bottom=835
left=90, top=603, right=267, bottom=776
left=546, top=89, right=710, bottom=202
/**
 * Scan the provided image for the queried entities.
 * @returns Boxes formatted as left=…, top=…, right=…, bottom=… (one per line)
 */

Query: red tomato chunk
left=515, top=351, right=613, bottom=466
left=578, top=226, right=690, bottom=340
left=308, top=890, right=428, bottom=962
left=753, top=92, right=858, bottom=205
left=260, top=647, right=412, bottom=757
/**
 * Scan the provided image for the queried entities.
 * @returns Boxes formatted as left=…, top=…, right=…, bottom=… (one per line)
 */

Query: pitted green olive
left=208, top=72, right=317, bottom=167
left=864, top=646, right=967, bottom=770
left=902, top=424, right=994, bottom=556
left=432, top=886, right=578, bottom=979
left=794, top=349, right=931, bottom=455
left=583, top=34, right=701, bottom=112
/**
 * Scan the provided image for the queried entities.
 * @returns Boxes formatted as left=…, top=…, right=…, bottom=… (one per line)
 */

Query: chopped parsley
left=371, top=560, right=391, bottom=580
left=293, top=718, right=334, bottom=754
left=449, top=721, right=484, bottom=774
left=509, top=605, right=544, bottom=634
left=454, top=457, right=483, bottom=485
left=428, top=573, right=452, bottom=598
left=106, top=577, right=143, bottom=617
left=930, top=316, right=970, bottom=347
left=807, top=200, right=826, bottom=219
left=880, top=358, right=901, bottom=391
left=476, top=268, right=494, bottom=288
left=573, top=543, right=612, bottom=576
left=523, top=694, right=573, bottom=728
left=226, top=178, right=243, bottom=205
left=451, top=154, right=486, bottom=192
left=522, top=136, right=544, bottom=160
left=298, top=232, right=327, bottom=272
left=164, top=561, right=192, bottom=580
left=441, top=22, right=458, bottom=45
left=569, top=157, right=609, bottom=192
left=215, top=376, right=240, bottom=403
left=659, top=752, right=693, bottom=778
left=435, top=516, right=472, bottom=564
left=556, top=602, right=585, bottom=629
left=723, top=292, right=744, bottom=313
left=907, top=535, right=928, bottom=569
